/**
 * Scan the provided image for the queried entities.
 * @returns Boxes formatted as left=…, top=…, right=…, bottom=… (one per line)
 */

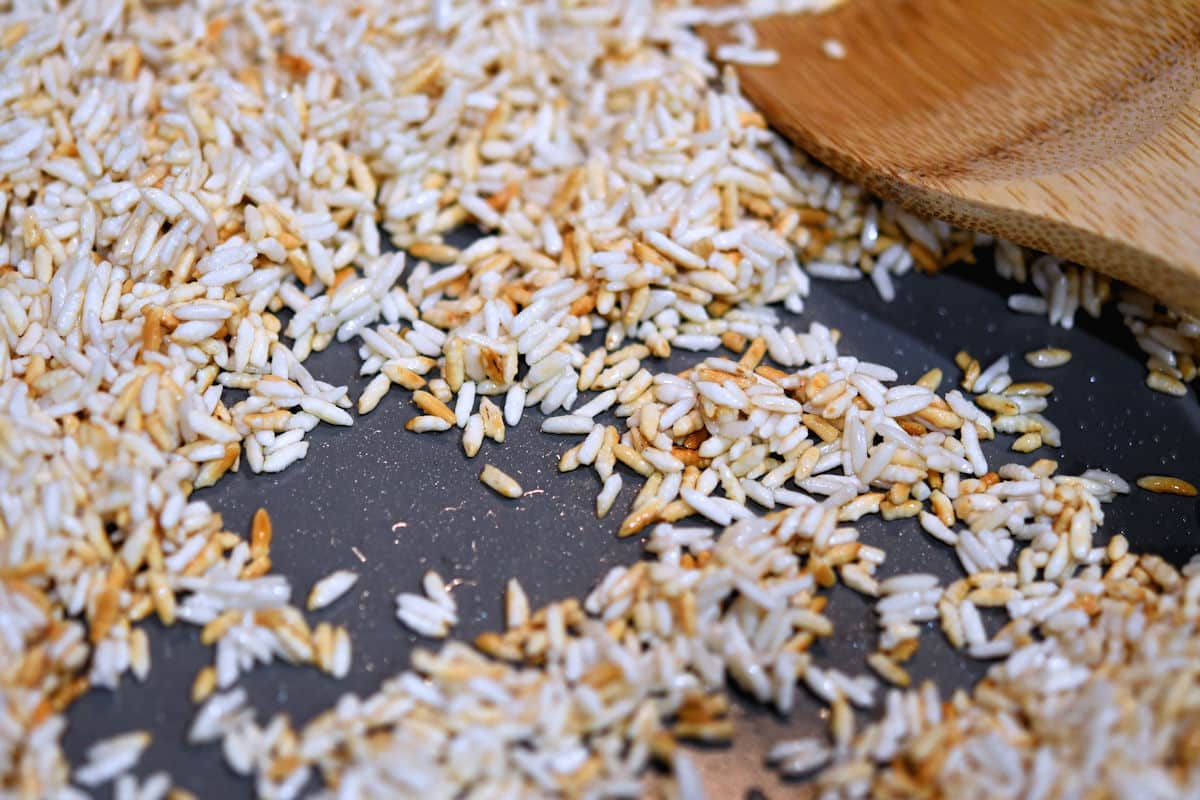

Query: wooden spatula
left=703, top=0, right=1200, bottom=314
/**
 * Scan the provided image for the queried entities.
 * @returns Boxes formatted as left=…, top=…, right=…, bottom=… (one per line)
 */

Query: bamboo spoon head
left=705, top=0, right=1200, bottom=314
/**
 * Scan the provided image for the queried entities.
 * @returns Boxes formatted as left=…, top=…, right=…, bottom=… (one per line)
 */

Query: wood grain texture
left=704, top=0, right=1200, bottom=313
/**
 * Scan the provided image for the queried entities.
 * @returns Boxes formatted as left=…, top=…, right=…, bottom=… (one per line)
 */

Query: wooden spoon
left=702, top=0, right=1200, bottom=314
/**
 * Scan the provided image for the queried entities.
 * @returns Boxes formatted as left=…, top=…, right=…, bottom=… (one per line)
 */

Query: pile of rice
left=0, top=0, right=1196, bottom=797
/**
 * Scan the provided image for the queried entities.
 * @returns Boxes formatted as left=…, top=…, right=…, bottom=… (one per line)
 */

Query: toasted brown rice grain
left=1136, top=475, right=1198, bottom=496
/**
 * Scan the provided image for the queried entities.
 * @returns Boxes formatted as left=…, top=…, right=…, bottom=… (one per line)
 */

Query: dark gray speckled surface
left=64, top=249, right=1200, bottom=798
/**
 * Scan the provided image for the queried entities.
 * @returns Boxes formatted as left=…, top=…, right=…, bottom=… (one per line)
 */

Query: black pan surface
left=64, top=242, right=1200, bottom=797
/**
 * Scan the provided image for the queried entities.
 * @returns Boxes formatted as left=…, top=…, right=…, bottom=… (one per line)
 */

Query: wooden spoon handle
left=710, top=0, right=1200, bottom=314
